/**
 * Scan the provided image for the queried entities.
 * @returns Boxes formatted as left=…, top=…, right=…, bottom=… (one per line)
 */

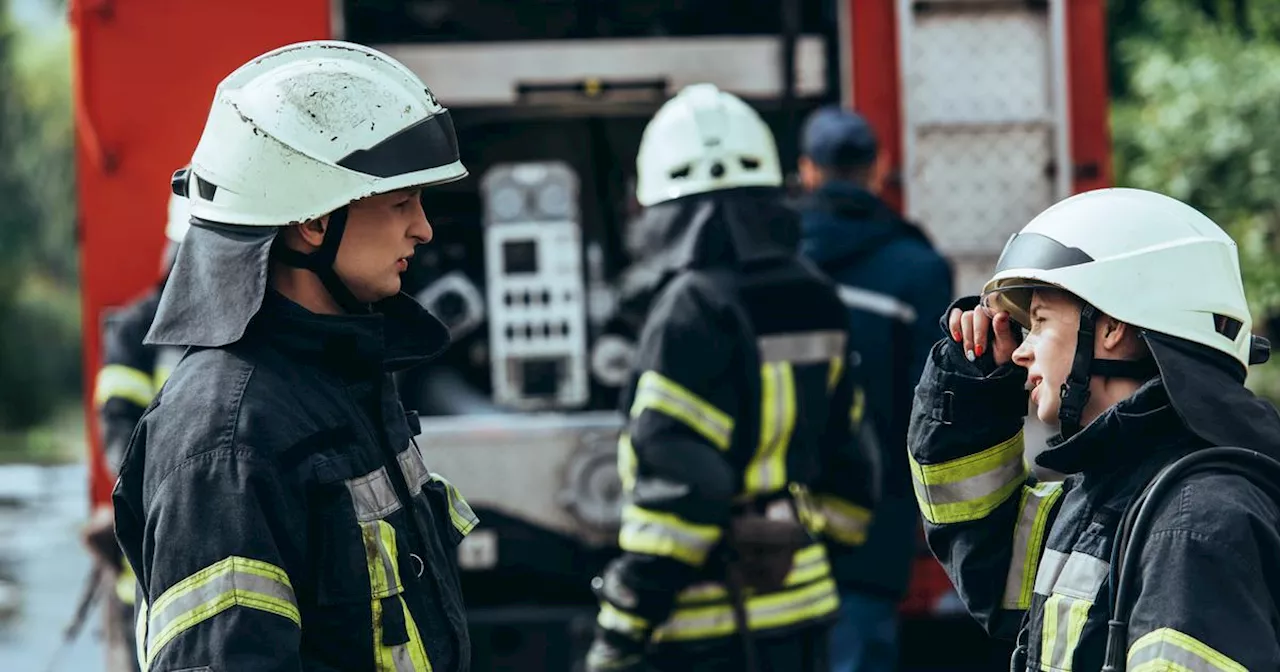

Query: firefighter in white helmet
left=86, top=186, right=191, bottom=672
left=909, top=187, right=1280, bottom=670
left=586, top=83, right=878, bottom=672
left=112, top=41, right=478, bottom=671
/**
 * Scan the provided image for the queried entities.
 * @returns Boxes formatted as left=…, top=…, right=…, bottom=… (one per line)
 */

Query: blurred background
left=3, top=0, right=1280, bottom=670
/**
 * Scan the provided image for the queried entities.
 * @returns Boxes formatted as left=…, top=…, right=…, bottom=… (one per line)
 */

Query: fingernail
left=952, top=330, right=961, bottom=342
left=965, top=349, right=975, bottom=362
left=975, top=344, right=984, bottom=358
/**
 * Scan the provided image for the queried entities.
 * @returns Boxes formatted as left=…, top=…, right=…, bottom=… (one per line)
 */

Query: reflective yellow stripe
left=745, top=362, right=796, bottom=495
left=153, top=367, right=173, bottom=392
left=827, top=356, right=844, bottom=392
left=597, top=602, right=651, bottom=640
left=789, top=483, right=825, bottom=536
left=364, top=520, right=433, bottom=671
left=652, top=575, right=839, bottom=642
left=1040, top=592, right=1092, bottom=671
left=910, top=430, right=1027, bottom=524
left=850, top=386, right=866, bottom=429
left=94, top=364, right=156, bottom=408
left=617, top=433, right=637, bottom=493
left=135, top=597, right=149, bottom=672
left=1039, top=551, right=1109, bottom=670
left=117, top=558, right=138, bottom=606
left=630, top=371, right=734, bottom=451
left=674, top=543, right=830, bottom=605
left=429, top=473, right=479, bottom=538
left=145, top=556, right=299, bottom=666
left=1128, top=628, right=1246, bottom=672
left=816, top=495, right=872, bottom=546
left=1002, top=482, right=1063, bottom=610
left=618, top=504, right=722, bottom=567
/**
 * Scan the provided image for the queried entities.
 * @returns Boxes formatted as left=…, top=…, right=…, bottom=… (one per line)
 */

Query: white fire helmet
left=176, top=39, right=467, bottom=226
left=983, top=187, right=1256, bottom=371
left=634, top=83, right=782, bottom=208
left=149, top=40, right=467, bottom=348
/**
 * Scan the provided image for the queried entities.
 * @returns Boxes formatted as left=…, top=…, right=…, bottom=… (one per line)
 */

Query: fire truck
left=72, top=0, right=1111, bottom=669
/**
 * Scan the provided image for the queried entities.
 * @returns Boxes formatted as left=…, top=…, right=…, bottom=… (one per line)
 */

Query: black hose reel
left=1099, top=447, right=1280, bottom=671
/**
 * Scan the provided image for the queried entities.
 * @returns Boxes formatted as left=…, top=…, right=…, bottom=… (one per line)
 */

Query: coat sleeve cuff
left=918, top=341, right=1030, bottom=427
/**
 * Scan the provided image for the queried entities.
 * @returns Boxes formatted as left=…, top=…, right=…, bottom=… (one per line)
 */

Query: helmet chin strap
left=273, top=206, right=371, bottom=315
left=1057, top=303, right=1160, bottom=438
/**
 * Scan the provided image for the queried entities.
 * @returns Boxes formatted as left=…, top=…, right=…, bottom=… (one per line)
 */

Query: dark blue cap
left=801, top=105, right=878, bottom=169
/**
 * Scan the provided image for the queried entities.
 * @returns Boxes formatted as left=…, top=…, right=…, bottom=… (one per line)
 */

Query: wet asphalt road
left=0, top=463, right=105, bottom=672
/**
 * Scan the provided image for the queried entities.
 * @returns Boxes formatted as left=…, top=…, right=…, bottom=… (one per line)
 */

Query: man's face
left=1010, top=289, right=1080, bottom=425
left=333, top=188, right=432, bottom=303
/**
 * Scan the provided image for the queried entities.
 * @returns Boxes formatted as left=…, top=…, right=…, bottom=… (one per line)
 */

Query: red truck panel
left=71, top=0, right=330, bottom=507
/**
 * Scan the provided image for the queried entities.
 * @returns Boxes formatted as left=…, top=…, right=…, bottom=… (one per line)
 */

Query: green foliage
left=12, top=25, right=76, bottom=284
left=0, top=0, right=40, bottom=305
left=0, top=289, right=81, bottom=429
left=1110, top=0, right=1280, bottom=398
left=0, top=0, right=79, bottom=436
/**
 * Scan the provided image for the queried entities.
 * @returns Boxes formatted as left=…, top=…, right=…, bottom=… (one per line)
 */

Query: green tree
left=0, top=0, right=40, bottom=303
left=1111, top=0, right=1280, bottom=398
left=0, top=0, right=79, bottom=433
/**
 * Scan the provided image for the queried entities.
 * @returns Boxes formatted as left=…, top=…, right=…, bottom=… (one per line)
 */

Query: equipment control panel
left=481, top=162, right=589, bottom=410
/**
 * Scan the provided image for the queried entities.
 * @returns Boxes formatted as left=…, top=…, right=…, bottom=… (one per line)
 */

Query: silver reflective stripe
left=619, top=507, right=719, bottom=563
left=598, top=603, right=650, bottom=637
left=1001, top=482, right=1063, bottom=609
left=757, top=330, right=847, bottom=364
left=914, top=457, right=1025, bottom=506
left=396, top=445, right=432, bottom=497
left=433, top=472, right=480, bottom=535
left=146, top=565, right=298, bottom=654
left=631, top=371, right=734, bottom=449
left=1052, top=551, right=1109, bottom=600
left=1040, top=551, right=1109, bottom=670
left=654, top=578, right=837, bottom=641
left=1128, top=629, right=1247, bottom=672
left=755, top=362, right=790, bottom=492
left=391, top=642, right=416, bottom=672
left=1033, top=549, right=1070, bottom=597
left=836, top=285, right=917, bottom=324
left=1047, top=593, right=1092, bottom=670
left=676, top=544, right=828, bottom=605
left=345, top=467, right=403, bottom=522
left=134, top=598, right=148, bottom=667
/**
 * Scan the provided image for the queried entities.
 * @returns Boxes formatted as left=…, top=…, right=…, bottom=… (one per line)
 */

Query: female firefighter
left=909, top=187, right=1280, bottom=670
left=112, top=40, right=478, bottom=671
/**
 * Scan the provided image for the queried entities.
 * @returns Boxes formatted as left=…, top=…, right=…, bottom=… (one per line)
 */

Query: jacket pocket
left=360, top=518, right=433, bottom=670
left=425, top=474, right=479, bottom=545
left=314, top=457, right=435, bottom=670
left=397, top=440, right=480, bottom=546
left=1034, top=549, right=1108, bottom=672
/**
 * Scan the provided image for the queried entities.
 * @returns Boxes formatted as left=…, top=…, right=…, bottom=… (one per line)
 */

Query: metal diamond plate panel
left=909, top=125, right=1053, bottom=257
left=907, top=8, right=1052, bottom=126
left=898, top=0, right=1068, bottom=262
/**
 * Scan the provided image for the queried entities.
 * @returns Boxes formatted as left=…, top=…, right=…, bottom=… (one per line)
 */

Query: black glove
left=936, top=296, right=1024, bottom=377
left=585, top=631, right=652, bottom=672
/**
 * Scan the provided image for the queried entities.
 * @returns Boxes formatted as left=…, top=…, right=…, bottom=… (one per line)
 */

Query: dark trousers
left=648, top=625, right=831, bottom=672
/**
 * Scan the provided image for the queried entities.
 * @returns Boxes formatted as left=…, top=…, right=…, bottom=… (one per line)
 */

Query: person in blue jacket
left=795, top=105, right=954, bottom=672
